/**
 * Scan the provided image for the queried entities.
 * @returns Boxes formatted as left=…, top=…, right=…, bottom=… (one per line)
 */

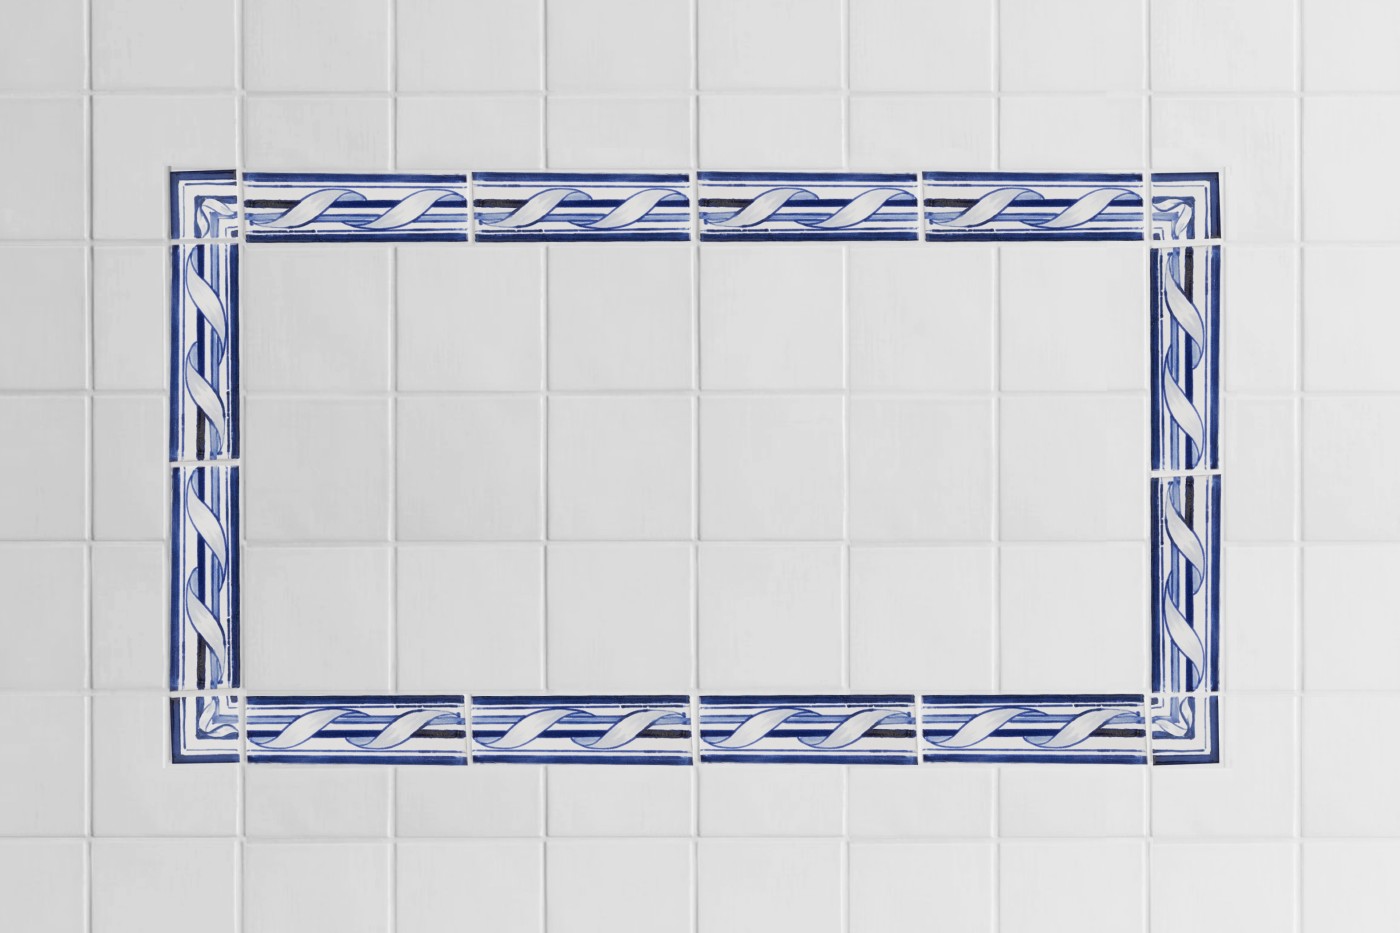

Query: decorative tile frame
left=167, top=169, right=1222, bottom=767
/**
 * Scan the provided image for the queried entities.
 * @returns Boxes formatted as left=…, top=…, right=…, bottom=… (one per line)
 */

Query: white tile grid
left=6, top=0, right=1400, bottom=930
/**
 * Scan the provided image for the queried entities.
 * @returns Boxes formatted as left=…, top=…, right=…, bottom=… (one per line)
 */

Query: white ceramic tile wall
left=0, top=0, right=1395, bottom=929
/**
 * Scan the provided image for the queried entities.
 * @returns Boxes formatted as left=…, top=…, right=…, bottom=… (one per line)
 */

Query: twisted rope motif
left=1151, top=697, right=1196, bottom=739
left=1161, top=482, right=1208, bottom=684
left=252, top=708, right=460, bottom=750
left=182, top=250, right=229, bottom=457
left=1161, top=249, right=1207, bottom=468
left=707, top=187, right=914, bottom=229
left=477, top=708, right=682, bottom=750
left=929, top=707, right=1134, bottom=750
left=1154, top=197, right=1195, bottom=241
left=704, top=707, right=902, bottom=750
left=196, top=196, right=236, bottom=238
left=252, top=187, right=466, bottom=231
left=930, top=186, right=1137, bottom=230
left=183, top=472, right=230, bottom=689
left=483, top=187, right=685, bottom=230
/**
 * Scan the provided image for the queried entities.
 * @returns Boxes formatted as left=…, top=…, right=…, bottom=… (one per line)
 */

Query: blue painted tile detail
left=1151, top=172, right=1221, bottom=241
left=170, top=170, right=237, bottom=239
left=698, top=695, right=916, bottom=764
left=243, top=173, right=470, bottom=242
left=170, top=242, right=238, bottom=462
left=1150, top=695, right=1220, bottom=764
left=472, top=173, right=691, bottom=241
left=923, top=172, right=1147, bottom=242
left=698, top=172, right=919, bottom=241
left=1152, top=474, right=1221, bottom=694
left=246, top=696, right=467, bottom=765
left=471, top=696, right=692, bottom=764
left=170, top=694, right=240, bottom=764
left=921, top=695, right=1148, bottom=764
left=170, top=465, right=239, bottom=692
left=1152, top=245, right=1220, bottom=472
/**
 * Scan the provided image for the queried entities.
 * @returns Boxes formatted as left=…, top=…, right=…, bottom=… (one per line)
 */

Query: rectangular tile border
left=167, top=169, right=1222, bottom=766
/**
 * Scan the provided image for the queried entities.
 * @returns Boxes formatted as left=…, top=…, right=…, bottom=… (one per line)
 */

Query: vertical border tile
left=170, top=464, right=239, bottom=692
left=1152, top=245, right=1220, bottom=472
left=170, top=242, right=239, bottom=462
left=1152, top=474, right=1221, bottom=694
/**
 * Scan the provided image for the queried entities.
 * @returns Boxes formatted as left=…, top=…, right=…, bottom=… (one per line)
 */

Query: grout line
left=990, top=2, right=1003, bottom=928
left=1141, top=2, right=1156, bottom=928
left=1292, top=1, right=1306, bottom=928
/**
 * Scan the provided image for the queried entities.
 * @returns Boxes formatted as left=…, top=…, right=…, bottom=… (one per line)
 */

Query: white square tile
left=849, top=0, right=992, bottom=91
left=698, top=544, right=843, bottom=690
left=0, top=696, right=85, bottom=835
left=848, top=96, right=996, bottom=169
left=0, top=841, right=85, bottom=933
left=95, top=246, right=167, bottom=391
left=1001, top=0, right=1143, bottom=92
left=1223, top=398, right=1295, bottom=542
left=1222, top=545, right=1298, bottom=691
left=245, top=0, right=389, bottom=92
left=93, top=694, right=237, bottom=836
left=999, top=396, right=1146, bottom=541
left=0, top=248, right=85, bottom=389
left=1153, top=695, right=1295, bottom=837
left=1000, top=544, right=1146, bottom=693
left=92, top=840, right=236, bottom=933
left=397, top=97, right=545, bottom=171
left=1223, top=246, right=1296, bottom=393
left=700, top=246, right=842, bottom=391
left=398, top=246, right=542, bottom=391
left=1303, top=0, right=1400, bottom=91
left=1000, top=96, right=1145, bottom=171
left=0, top=545, right=85, bottom=690
left=246, top=768, right=391, bottom=837
left=850, top=843, right=993, bottom=933
left=92, top=0, right=236, bottom=89
left=397, top=766, right=543, bottom=837
left=699, top=766, right=843, bottom=836
left=1303, top=398, right=1400, bottom=541
left=244, top=97, right=391, bottom=172
left=547, top=543, right=692, bottom=692
left=398, top=397, right=544, bottom=541
left=243, top=246, right=391, bottom=391
left=549, top=766, right=693, bottom=836
left=699, top=96, right=844, bottom=170
left=0, top=98, right=86, bottom=239
left=1304, top=546, right=1400, bottom=690
left=547, top=97, right=693, bottom=170
left=549, top=245, right=693, bottom=390
left=0, top=1, right=84, bottom=90
left=1303, top=694, right=1400, bottom=836
left=1001, top=766, right=1146, bottom=837
left=1151, top=0, right=1296, bottom=92
left=93, top=396, right=166, bottom=541
left=549, top=840, right=692, bottom=933
left=397, top=545, right=543, bottom=693
left=1151, top=842, right=1295, bottom=933
left=847, top=766, right=994, bottom=837
left=245, top=399, right=390, bottom=541
left=548, top=396, right=692, bottom=540
left=245, top=843, right=390, bottom=933
left=848, top=245, right=994, bottom=392
left=0, top=397, right=86, bottom=540
left=1303, top=842, right=1400, bottom=931
left=699, top=0, right=841, bottom=90
left=698, top=840, right=841, bottom=933
left=1304, top=247, right=1400, bottom=390
left=849, top=399, right=993, bottom=541
left=93, top=96, right=236, bottom=239
left=398, top=841, right=543, bottom=933
left=1001, top=245, right=1146, bottom=391
left=700, top=397, right=843, bottom=540
left=1155, top=96, right=1297, bottom=244
left=547, top=0, right=691, bottom=92
left=92, top=544, right=167, bottom=690
left=1000, top=841, right=1145, bottom=933
left=397, top=0, right=543, bottom=92
left=243, top=546, right=391, bottom=692
left=849, top=546, right=996, bottom=692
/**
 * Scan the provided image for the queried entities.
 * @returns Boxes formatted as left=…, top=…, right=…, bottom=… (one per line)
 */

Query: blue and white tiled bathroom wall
left=2, top=1, right=1398, bottom=931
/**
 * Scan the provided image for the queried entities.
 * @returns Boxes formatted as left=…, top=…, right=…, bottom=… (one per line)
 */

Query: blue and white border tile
left=1152, top=173, right=1222, bottom=241
left=923, top=172, right=1148, bottom=242
left=171, top=694, right=240, bottom=763
left=1150, top=694, right=1220, bottom=765
left=244, top=173, right=469, bottom=242
left=170, top=464, right=239, bottom=692
left=246, top=695, right=467, bottom=765
left=471, top=696, right=693, bottom=764
left=170, top=170, right=238, bottom=240
left=699, top=695, right=916, bottom=764
left=1152, top=245, right=1220, bottom=472
left=170, top=242, right=238, bottom=462
left=473, top=173, right=690, bottom=241
left=698, top=172, right=919, bottom=241
left=1152, top=474, right=1221, bottom=694
left=922, top=695, right=1149, bottom=764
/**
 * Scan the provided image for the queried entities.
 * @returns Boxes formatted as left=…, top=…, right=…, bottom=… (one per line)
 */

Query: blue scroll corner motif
left=1150, top=694, right=1220, bottom=765
left=171, top=694, right=241, bottom=764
